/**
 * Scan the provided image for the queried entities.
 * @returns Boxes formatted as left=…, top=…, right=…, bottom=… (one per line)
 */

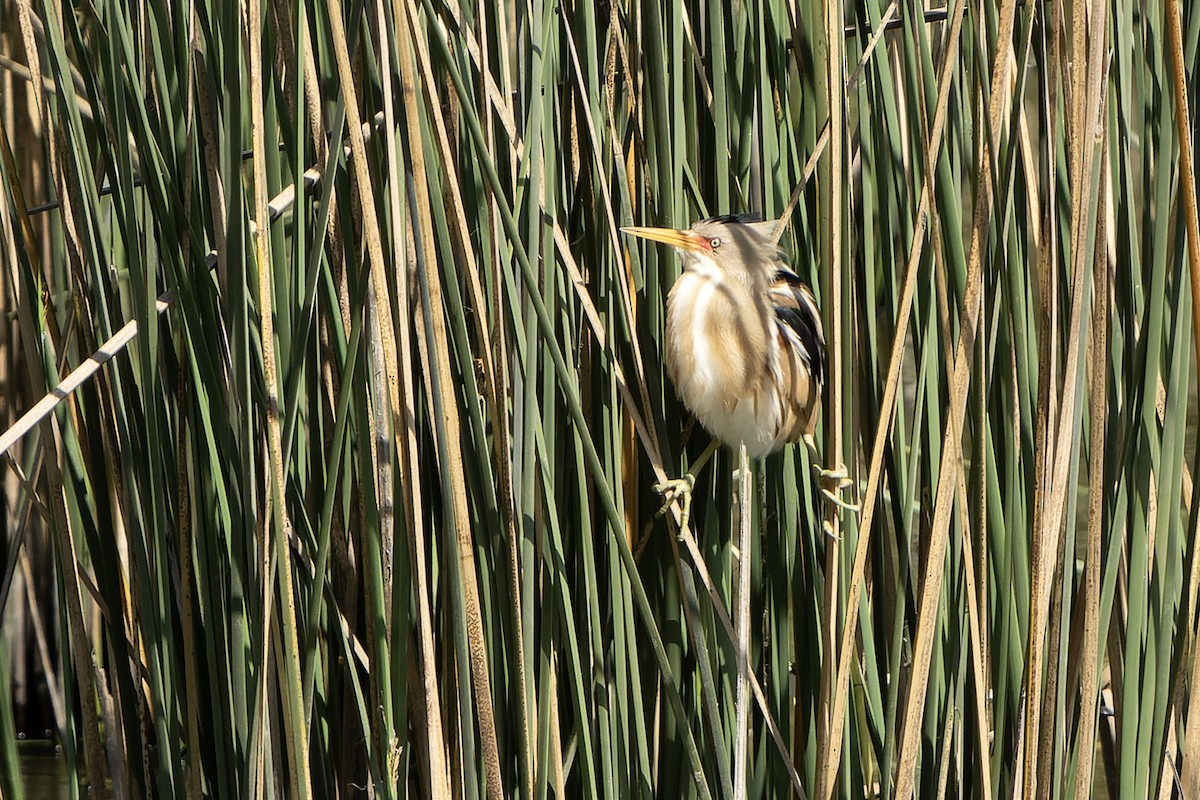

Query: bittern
left=622, top=215, right=855, bottom=521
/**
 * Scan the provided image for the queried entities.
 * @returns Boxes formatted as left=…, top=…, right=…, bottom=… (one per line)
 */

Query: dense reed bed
left=0, top=0, right=1197, bottom=796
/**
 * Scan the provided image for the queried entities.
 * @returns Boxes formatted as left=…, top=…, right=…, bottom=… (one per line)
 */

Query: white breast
left=666, top=257, right=783, bottom=458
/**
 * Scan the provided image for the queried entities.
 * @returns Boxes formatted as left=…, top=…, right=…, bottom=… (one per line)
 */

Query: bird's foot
left=654, top=474, right=696, bottom=536
left=802, top=434, right=860, bottom=516
left=817, top=464, right=860, bottom=514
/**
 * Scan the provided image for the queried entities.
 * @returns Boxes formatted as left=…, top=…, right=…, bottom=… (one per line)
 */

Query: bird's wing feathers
left=769, top=269, right=825, bottom=390
left=768, top=268, right=825, bottom=441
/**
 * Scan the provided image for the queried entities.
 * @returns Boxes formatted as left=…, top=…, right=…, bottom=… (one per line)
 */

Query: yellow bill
left=620, top=226, right=709, bottom=253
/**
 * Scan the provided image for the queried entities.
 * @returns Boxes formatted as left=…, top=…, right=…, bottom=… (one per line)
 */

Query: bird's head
left=621, top=215, right=782, bottom=288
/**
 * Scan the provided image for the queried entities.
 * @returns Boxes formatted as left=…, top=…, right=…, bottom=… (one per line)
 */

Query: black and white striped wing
left=769, top=268, right=825, bottom=442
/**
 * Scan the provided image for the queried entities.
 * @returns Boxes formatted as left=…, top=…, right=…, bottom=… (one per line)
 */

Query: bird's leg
left=655, top=439, right=721, bottom=535
left=803, top=434, right=860, bottom=514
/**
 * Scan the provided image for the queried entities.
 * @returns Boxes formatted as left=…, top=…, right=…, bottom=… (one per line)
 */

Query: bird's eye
left=710, top=237, right=722, bottom=249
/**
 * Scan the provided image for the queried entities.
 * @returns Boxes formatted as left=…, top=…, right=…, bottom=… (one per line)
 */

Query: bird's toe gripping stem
left=817, top=463, right=860, bottom=514
left=654, top=474, right=696, bottom=535
left=802, top=434, right=860, bottom=515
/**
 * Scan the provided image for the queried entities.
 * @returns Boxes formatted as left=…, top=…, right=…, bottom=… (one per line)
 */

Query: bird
left=622, top=214, right=855, bottom=523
